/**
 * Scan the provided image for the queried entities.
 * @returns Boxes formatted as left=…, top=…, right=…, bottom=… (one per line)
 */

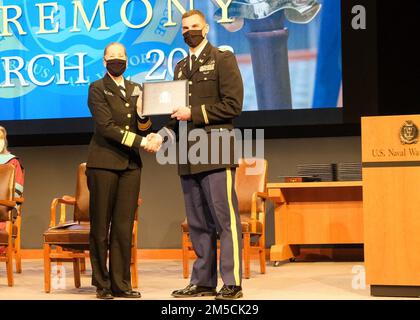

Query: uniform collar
left=183, top=41, right=213, bottom=79
left=189, top=39, right=208, bottom=60
left=103, top=73, right=131, bottom=101
left=108, top=73, right=125, bottom=89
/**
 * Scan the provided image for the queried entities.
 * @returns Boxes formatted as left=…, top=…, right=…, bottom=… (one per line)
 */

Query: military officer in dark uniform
left=86, top=42, right=161, bottom=299
left=158, top=10, right=245, bottom=300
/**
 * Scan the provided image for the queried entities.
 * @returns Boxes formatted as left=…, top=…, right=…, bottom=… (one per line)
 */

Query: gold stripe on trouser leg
left=226, top=168, right=241, bottom=285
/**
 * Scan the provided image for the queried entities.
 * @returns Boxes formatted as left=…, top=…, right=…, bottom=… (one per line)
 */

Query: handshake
left=142, top=133, right=163, bottom=153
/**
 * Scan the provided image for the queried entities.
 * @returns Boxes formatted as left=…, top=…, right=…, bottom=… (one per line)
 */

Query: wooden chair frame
left=243, top=191, right=269, bottom=279
left=43, top=196, right=139, bottom=293
left=13, top=197, right=24, bottom=274
left=0, top=199, right=17, bottom=286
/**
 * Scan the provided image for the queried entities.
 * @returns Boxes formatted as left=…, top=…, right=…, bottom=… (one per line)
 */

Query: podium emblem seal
left=400, top=121, right=419, bottom=145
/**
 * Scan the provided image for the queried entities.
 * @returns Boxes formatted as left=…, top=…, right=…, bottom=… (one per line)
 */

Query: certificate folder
left=141, top=80, right=189, bottom=116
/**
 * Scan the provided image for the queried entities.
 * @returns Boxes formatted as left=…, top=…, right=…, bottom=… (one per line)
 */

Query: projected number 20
left=144, top=46, right=234, bottom=81
left=145, top=48, right=187, bottom=81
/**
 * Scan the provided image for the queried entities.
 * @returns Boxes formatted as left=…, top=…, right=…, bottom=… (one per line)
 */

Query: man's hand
left=171, top=106, right=191, bottom=121
left=143, top=133, right=163, bottom=153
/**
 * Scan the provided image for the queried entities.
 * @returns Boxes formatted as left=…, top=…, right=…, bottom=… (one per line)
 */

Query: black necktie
left=188, top=55, right=197, bottom=79
left=191, top=55, right=197, bottom=70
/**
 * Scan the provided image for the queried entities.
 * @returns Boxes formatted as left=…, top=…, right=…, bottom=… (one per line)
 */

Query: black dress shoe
left=96, top=288, right=114, bottom=300
left=171, top=284, right=217, bottom=298
left=112, top=290, right=142, bottom=298
left=215, top=285, right=243, bottom=300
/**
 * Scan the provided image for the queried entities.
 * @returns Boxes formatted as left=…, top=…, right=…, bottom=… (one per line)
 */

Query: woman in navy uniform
left=86, top=42, right=160, bottom=299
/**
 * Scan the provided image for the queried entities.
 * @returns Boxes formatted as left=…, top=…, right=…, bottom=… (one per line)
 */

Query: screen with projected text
left=0, top=0, right=342, bottom=122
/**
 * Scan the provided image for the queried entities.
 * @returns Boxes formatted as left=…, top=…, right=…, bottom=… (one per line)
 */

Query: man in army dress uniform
left=157, top=10, right=245, bottom=300
left=86, top=42, right=161, bottom=299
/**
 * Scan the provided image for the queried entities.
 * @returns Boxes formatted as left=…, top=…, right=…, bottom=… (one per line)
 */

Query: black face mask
left=106, top=59, right=127, bottom=77
left=183, top=29, right=205, bottom=48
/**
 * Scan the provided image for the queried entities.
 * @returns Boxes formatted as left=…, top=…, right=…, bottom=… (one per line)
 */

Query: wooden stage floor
left=0, top=260, right=407, bottom=300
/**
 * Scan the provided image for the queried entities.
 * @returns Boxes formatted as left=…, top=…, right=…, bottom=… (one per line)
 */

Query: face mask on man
left=183, top=29, right=205, bottom=48
left=0, top=139, right=5, bottom=153
left=106, top=59, right=127, bottom=77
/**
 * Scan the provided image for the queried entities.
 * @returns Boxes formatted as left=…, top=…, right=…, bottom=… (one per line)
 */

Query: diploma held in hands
left=140, top=80, right=189, bottom=116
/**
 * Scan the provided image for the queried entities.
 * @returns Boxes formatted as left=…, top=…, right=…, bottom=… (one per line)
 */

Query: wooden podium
left=362, top=115, right=420, bottom=297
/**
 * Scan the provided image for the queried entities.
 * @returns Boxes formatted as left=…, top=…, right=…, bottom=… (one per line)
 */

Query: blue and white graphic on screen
left=0, top=0, right=342, bottom=121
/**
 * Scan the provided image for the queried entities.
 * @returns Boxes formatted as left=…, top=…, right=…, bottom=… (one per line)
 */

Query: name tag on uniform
left=200, top=64, right=215, bottom=73
left=104, top=90, right=114, bottom=96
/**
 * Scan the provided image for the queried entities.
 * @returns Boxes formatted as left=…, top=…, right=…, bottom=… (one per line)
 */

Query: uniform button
left=120, top=130, right=124, bottom=134
left=204, top=77, right=207, bottom=80
left=127, top=114, right=132, bottom=118
left=189, top=81, right=193, bottom=85
left=189, top=93, right=192, bottom=96
left=125, top=103, right=130, bottom=107
left=125, top=126, right=130, bottom=130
